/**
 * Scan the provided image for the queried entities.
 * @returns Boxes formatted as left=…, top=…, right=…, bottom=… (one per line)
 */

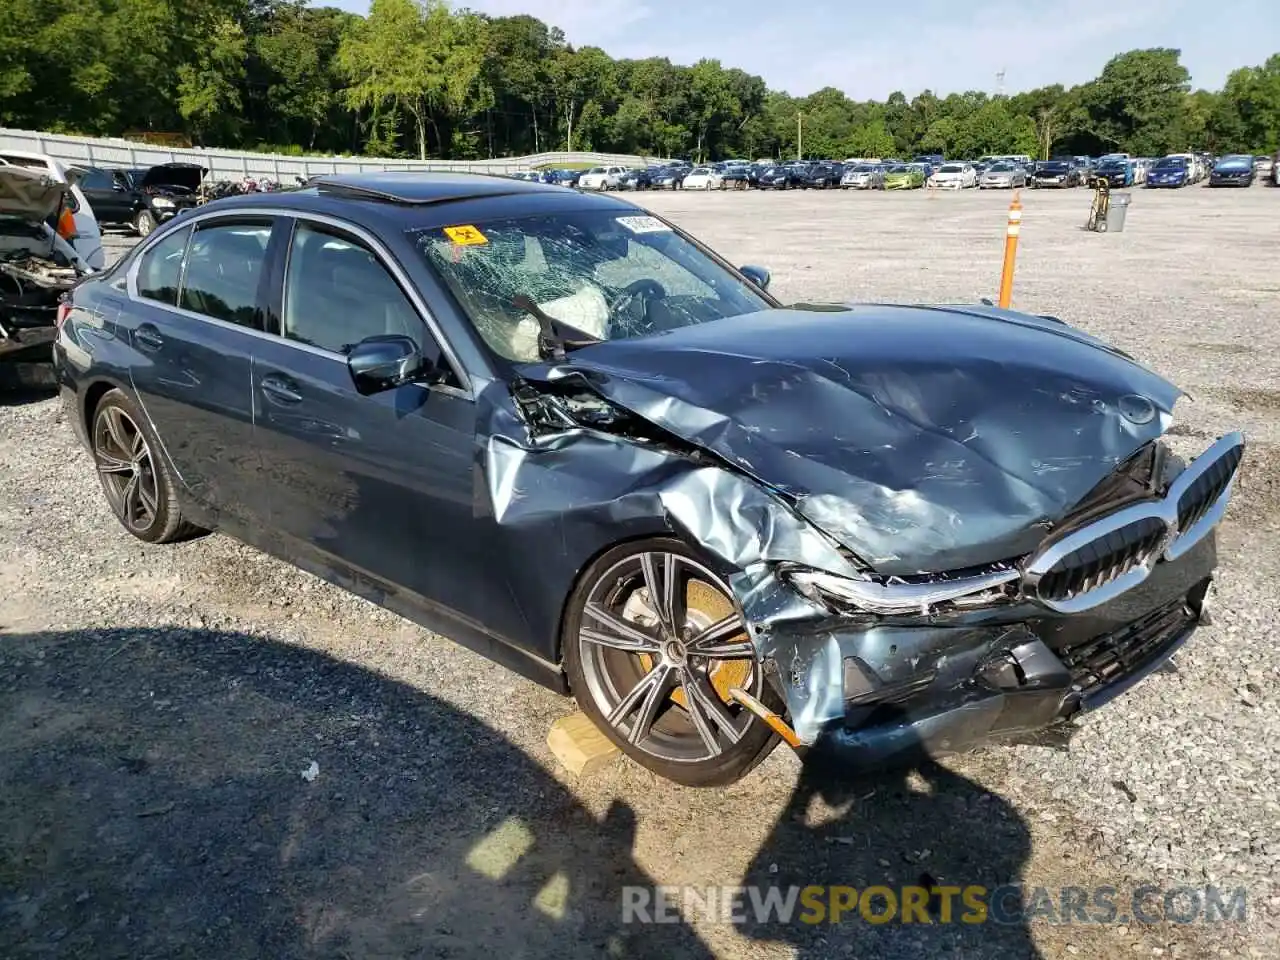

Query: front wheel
left=563, top=538, right=781, bottom=786
left=133, top=209, right=157, bottom=237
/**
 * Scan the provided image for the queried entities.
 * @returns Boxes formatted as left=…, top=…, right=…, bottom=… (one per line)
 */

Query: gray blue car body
left=54, top=173, right=1244, bottom=784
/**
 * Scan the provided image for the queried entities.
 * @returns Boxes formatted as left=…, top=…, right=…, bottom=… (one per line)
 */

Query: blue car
left=1208, top=155, right=1256, bottom=187
left=52, top=172, right=1244, bottom=786
left=1146, top=157, right=1190, bottom=188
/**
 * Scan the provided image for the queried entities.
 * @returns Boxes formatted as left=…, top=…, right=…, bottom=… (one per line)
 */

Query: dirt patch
left=1187, top=342, right=1255, bottom=356
left=1210, top=386, right=1280, bottom=413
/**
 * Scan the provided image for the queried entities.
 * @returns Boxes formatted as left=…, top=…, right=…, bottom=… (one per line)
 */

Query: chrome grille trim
left=1024, top=432, right=1244, bottom=613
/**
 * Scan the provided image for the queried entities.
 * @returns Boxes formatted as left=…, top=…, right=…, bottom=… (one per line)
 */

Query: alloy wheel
left=93, top=405, right=159, bottom=533
left=575, top=551, right=761, bottom=763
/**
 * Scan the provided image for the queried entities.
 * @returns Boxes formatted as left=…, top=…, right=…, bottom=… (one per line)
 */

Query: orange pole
left=997, top=191, right=1022, bottom=308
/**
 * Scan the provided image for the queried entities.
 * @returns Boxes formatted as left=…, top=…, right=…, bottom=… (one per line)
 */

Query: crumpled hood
left=532, top=304, right=1181, bottom=575
left=0, top=166, right=68, bottom=223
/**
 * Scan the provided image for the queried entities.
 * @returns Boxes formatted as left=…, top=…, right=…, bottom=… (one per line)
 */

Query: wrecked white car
left=1, top=166, right=92, bottom=389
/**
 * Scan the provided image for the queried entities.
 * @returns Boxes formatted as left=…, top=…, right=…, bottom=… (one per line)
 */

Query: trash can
left=1106, top=192, right=1131, bottom=232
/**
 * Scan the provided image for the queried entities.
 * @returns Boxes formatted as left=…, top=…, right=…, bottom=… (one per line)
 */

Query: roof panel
left=313, top=171, right=567, bottom=204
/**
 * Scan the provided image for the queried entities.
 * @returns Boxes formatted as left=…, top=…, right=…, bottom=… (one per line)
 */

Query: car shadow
left=738, top=724, right=1042, bottom=958
left=0, top=626, right=714, bottom=958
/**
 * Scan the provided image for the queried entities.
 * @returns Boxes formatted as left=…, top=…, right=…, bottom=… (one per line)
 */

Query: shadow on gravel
left=740, top=732, right=1041, bottom=959
left=0, top=626, right=714, bottom=959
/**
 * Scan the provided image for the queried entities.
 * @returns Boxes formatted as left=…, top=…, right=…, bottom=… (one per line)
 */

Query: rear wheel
left=563, top=538, right=781, bottom=786
left=91, top=389, right=204, bottom=543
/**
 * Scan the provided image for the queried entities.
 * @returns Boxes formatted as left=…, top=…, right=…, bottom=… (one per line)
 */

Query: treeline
left=2, top=0, right=1278, bottom=161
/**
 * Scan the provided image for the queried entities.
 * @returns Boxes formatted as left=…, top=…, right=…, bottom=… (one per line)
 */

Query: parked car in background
left=617, top=168, right=655, bottom=190
left=1253, top=155, right=1273, bottom=180
left=979, top=161, right=1027, bottom=189
left=1146, top=156, right=1191, bottom=188
left=78, top=163, right=204, bottom=236
left=1091, top=158, right=1134, bottom=188
left=0, top=166, right=95, bottom=389
left=1208, top=155, right=1256, bottom=187
left=798, top=163, right=844, bottom=189
left=543, top=169, right=581, bottom=187
left=681, top=166, right=724, bottom=190
left=719, top=165, right=756, bottom=189
left=882, top=165, right=925, bottom=190
left=1273, top=151, right=1280, bottom=186
left=0, top=150, right=105, bottom=269
left=577, top=166, right=626, bottom=190
left=756, top=165, right=802, bottom=189
left=1030, top=159, right=1079, bottom=188
left=929, top=163, right=977, bottom=189
left=841, top=163, right=885, bottom=189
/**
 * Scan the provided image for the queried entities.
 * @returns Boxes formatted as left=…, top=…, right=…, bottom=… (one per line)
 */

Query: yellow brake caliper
left=638, top=579, right=753, bottom=708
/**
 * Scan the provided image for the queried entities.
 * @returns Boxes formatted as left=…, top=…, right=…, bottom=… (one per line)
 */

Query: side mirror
left=347, top=335, right=431, bottom=395
left=739, top=264, right=771, bottom=291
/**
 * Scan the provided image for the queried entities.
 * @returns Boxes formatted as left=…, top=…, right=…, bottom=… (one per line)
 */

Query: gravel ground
left=2, top=186, right=1278, bottom=959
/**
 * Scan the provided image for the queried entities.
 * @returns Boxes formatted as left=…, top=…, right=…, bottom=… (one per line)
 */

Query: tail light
left=56, top=299, right=72, bottom=330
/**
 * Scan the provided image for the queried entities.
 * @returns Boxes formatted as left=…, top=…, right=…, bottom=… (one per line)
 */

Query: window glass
left=414, top=209, right=769, bottom=363
left=136, top=226, right=191, bottom=305
left=178, top=221, right=271, bottom=327
left=284, top=223, right=424, bottom=354
left=79, top=168, right=114, bottom=190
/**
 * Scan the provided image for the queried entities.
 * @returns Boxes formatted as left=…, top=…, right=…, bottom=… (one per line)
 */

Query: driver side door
left=251, top=217, right=487, bottom=629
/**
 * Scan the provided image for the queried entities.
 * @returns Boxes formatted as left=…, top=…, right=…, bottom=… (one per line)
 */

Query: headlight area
left=758, top=552, right=1212, bottom=770
left=779, top=562, right=1021, bottom=617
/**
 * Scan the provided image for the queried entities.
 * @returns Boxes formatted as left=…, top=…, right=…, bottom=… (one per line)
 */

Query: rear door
left=126, top=215, right=283, bottom=527
left=251, top=217, right=481, bottom=623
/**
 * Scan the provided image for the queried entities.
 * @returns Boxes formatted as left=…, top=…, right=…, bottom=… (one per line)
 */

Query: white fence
left=0, top=127, right=661, bottom=180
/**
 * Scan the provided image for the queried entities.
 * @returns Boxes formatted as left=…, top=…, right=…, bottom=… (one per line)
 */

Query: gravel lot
left=2, top=186, right=1278, bottom=959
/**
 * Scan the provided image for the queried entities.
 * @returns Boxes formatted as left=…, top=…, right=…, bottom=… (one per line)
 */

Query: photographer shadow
left=740, top=716, right=1043, bottom=959
left=0, top=625, right=713, bottom=959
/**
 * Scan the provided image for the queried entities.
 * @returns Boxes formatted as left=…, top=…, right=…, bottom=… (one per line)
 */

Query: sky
left=322, top=0, right=1279, bottom=101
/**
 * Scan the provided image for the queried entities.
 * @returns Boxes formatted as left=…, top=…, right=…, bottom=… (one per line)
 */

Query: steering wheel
left=609, top=278, right=667, bottom=309
left=606, top=278, right=667, bottom=333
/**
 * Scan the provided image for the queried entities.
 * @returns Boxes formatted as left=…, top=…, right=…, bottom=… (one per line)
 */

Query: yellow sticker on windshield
left=444, top=224, right=488, bottom=246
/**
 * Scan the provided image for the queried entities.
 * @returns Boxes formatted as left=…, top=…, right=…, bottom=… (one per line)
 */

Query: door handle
left=261, top=374, right=303, bottom=404
left=134, top=324, right=163, bottom=352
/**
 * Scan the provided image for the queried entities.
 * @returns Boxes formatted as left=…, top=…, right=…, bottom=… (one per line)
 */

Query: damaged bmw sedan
left=55, top=173, right=1245, bottom=786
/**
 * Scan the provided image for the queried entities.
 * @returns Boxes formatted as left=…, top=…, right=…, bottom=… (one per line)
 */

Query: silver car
left=979, top=161, right=1027, bottom=189
left=841, top=163, right=885, bottom=189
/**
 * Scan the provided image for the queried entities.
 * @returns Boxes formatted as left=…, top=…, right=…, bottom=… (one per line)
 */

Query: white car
left=930, top=163, right=977, bottom=189
left=577, top=166, right=626, bottom=190
left=0, top=150, right=104, bottom=269
left=681, top=166, right=723, bottom=190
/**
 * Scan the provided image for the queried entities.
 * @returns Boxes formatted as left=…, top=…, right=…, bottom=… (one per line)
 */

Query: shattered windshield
left=413, top=209, right=770, bottom=362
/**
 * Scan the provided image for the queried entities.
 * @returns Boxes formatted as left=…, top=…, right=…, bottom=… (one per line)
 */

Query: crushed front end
left=747, top=432, right=1242, bottom=768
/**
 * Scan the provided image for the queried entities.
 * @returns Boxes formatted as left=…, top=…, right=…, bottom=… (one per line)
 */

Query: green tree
left=1078, top=48, right=1191, bottom=155
left=176, top=17, right=247, bottom=144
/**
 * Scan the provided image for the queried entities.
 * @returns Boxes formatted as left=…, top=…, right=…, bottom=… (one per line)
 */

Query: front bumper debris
left=766, top=536, right=1216, bottom=769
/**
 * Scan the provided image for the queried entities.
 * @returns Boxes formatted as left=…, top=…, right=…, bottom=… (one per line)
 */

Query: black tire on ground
left=562, top=537, right=783, bottom=787
left=134, top=209, right=157, bottom=237
left=90, top=388, right=206, bottom=544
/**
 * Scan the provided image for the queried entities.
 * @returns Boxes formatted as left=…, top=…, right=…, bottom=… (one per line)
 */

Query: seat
left=285, top=234, right=420, bottom=353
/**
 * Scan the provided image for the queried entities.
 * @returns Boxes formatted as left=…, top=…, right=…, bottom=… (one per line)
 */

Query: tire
left=563, top=537, right=782, bottom=787
left=90, top=388, right=205, bottom=544
left=134, top=209, right=157, bottom=237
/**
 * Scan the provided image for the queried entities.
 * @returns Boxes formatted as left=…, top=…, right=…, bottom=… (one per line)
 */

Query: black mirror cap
left=740, top=264, right=771, bottom=290
left=347, top=334, right=430, bottom=395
